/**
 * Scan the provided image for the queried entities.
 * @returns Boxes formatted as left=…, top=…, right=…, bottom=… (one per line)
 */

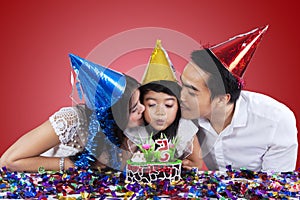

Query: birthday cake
left=126, top=133, right=182, bottom=183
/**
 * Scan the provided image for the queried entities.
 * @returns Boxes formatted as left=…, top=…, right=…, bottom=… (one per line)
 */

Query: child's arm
left=181, top=135, right=203, bottom=170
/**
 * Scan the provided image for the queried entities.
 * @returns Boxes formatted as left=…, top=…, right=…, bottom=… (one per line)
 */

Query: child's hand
left=182, top=158, right=197, bottom=170
left=182, top=135, right=203, bottom=170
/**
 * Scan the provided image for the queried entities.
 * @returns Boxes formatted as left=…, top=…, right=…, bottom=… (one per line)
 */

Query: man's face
left=180, top=62, right=213, bottom=119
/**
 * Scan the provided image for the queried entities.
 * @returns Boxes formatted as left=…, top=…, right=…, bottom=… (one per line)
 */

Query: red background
left=1, top=1, right=299, bottom=168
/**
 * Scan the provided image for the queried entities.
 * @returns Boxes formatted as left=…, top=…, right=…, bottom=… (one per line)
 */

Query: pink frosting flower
left=169, top=143, right=175, bottom=148
left=142, top=144, right=151, bottom=150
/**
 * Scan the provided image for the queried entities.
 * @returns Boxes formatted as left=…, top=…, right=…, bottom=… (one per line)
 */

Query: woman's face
left=143, top=91, right=178, bottom=131
left=127, top=89, right=145, bottom=128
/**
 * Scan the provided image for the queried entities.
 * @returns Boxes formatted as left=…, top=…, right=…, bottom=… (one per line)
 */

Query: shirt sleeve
left=124, top=126, right=150, bottom=146
left=49, top=107, right=80, bottom=145
left=262, top=108, right=298, bottom=172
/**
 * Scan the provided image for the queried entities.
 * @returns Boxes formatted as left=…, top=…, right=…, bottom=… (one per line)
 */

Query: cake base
left=126, top=160, right=182, bottom=183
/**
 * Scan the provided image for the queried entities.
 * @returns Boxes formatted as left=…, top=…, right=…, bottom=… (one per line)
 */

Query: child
left=125, top=40, right=202, bottom=169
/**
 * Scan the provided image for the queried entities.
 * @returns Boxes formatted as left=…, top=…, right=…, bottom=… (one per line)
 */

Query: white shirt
left=197, top=91, right=298, bottom=172
left=124, top=118, right=198, bottom=159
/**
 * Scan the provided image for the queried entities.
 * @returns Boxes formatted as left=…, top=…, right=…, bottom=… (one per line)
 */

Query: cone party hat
left=69, top=54, right=126, bottom=110
left=209, top=25, right=269, bottom=77
left=141, top=40, right=177, bottom=84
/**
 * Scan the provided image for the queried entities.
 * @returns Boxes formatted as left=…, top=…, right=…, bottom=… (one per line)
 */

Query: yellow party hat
left=141, top=40, right=177, bottom=84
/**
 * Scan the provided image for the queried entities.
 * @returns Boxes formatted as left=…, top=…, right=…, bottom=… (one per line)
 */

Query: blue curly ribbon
left=74, top=107, right=121, bottom=170
left=96, top=107, right=118, bottom=145
left=73, top=149, right=96, bottom=169
left=73, top=112, right=99, bottom=169
left=96, top=107, right=121, bottom=170
left=86, top=112, right=100, bottom=154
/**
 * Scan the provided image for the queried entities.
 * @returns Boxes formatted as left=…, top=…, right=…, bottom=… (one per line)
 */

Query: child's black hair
left=139, top=80, right=181, bottom=141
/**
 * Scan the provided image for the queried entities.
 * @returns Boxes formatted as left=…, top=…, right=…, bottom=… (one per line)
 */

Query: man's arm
left=262, top=109, right=298, bottom=172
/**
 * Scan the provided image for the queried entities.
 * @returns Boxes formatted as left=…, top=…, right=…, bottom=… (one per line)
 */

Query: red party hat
left=209, top=25, right=269, bottom=77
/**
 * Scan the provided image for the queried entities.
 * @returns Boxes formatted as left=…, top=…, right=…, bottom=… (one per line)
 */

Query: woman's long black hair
left=111, top=75, right=140, bottom=147
left=71, top=75, right=139, bottom=170
left=139, top=80, right=181, bottom=141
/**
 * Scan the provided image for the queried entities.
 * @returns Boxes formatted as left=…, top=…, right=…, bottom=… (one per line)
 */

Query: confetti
left=0, top=166, right=299, bottom=199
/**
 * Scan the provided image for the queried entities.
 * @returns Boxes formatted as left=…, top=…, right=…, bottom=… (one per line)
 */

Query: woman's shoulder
left=50, top=104, right=91, bottom=121
left=49, top=105, right=90, bottom=144
left=49, top=106, right=78, bottom=122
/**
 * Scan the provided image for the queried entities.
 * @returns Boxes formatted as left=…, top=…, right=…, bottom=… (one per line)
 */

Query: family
left=0, top=25, right=298, bottom=173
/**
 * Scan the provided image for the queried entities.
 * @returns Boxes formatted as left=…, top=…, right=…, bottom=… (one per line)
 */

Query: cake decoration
left=126, top=133, right=182, bottom=183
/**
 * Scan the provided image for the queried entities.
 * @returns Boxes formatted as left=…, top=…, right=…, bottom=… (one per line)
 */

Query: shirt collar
left=230, top=91, right=248, bottom=127
left=198, top=92, right=248, bottom=130
left=198, top=117, right=212, bottom=132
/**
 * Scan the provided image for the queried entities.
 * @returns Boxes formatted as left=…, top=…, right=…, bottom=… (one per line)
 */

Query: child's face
left=143, top=91, right=178, bottom=131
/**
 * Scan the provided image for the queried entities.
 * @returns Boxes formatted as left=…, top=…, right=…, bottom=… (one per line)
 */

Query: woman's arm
left=182, top=135, right=203, bottom=170
left=0, top=120, right=74, bottom=172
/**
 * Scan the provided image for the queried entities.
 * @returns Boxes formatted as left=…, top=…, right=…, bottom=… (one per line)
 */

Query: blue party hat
left=69, top=54, right=126, bottom=110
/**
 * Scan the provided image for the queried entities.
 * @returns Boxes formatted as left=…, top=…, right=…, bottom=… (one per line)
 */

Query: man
left=181, top=25, right=298, bottom=172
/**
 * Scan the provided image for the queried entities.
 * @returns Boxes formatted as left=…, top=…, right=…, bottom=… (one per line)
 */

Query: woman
left=0, top=54, right=145, bottom=172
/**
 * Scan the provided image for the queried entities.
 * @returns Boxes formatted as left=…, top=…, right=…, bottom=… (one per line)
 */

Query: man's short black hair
left=191, top=49, right=241, bottom=103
